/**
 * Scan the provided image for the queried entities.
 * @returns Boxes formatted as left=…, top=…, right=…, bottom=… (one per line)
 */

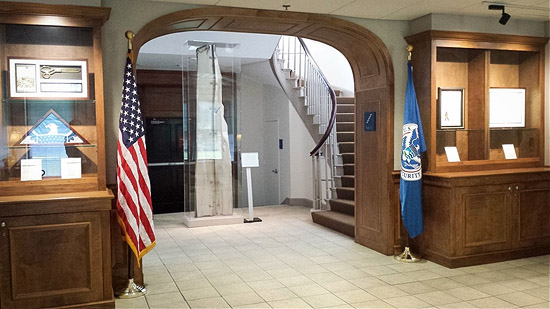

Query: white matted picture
left=489, top=88, right=525, bottom=128
left=15, top=63, right=37, bottom=93
left=9, top=58, right=88, bottom=99
left=438, top=88, right=464, bottom=129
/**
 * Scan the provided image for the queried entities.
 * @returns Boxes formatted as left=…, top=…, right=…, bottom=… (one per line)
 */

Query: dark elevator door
left=145, top=118, right=184, bottom=214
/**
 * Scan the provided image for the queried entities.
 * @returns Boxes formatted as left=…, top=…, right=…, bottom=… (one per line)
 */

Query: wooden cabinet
left=0, top=192, right=113, bottom=308
left=420, top=169, right=550, bottom=268
left=0, top=2, right=113, bottom=307
left=406, top=31, right=547, bottom=173
left=405, top=31, right=549, bottom=267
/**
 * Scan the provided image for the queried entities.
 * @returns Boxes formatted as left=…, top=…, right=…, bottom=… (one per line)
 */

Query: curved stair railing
left=272, top=36, right=338, bottom=210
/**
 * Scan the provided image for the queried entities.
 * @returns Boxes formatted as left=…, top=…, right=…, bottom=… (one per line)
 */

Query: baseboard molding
left=282, top=198, right=313, bottom=208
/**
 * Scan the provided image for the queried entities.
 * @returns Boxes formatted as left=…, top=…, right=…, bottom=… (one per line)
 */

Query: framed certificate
left=489, top=88, right=525, bottom=128
left=438, top=88, right=464, bottom=129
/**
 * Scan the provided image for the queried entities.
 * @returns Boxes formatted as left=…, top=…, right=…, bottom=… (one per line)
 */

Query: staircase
left=311, top=97, right=355, bottom=237
left=271, top=36, right=356, bottom=238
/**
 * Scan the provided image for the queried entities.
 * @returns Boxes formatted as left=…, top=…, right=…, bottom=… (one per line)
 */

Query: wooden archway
left=133, top=7, right=396, bottom=255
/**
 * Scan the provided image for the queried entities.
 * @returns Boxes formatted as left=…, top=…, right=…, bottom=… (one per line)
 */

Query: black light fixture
left=488, top=4, right=511, bottom=25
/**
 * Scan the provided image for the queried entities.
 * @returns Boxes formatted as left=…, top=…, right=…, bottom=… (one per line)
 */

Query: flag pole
left=115, top=30, right=148, bottom=298
left=116, top=246, right=147, bottom=298
left=395, top=44, right=421, bottom=263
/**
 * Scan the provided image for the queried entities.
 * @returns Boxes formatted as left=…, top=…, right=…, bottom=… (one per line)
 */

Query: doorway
left=133, top=7, right=396, bottom=255
left=262, top=119, right=280, bottom=206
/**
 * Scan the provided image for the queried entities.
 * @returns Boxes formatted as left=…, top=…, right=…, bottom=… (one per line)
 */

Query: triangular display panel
left=17, top=109, right=89, bottom=145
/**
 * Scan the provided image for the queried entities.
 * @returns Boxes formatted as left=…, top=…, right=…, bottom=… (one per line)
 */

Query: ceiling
left=137, top=31, right=280, bottom=70
left=146, top=0, right=550, bottom=21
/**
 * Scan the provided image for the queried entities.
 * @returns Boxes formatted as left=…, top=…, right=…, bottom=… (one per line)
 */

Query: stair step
left=336, top=122, right=354, bottom=132
left=341, top=175, right=354, bottom=187
left=282, top=68, right=294, bottom=79
left=336, top=113, right=354, bottom=122
left=294, top=86, right=305, bottom=97
left=343, top=164, right=354, bottom=175
left=330, top=198, right=354, bottom=214
left=341, top=153, right=354, bottom=164
left=338, top=142, right=354, bottom=153
left=334, top=187, right=355, bottom=202
left=337, top=97, right=354, bottom=104
left=311, top=211, right=354, bottom=237
left=337, top=132, right=354, bottom=143
left=336, top=103, right=354, bottom=114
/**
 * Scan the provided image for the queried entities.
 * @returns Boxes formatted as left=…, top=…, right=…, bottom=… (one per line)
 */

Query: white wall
left=288, top=102, right=316, bottom=199
left=410, top=14, right=547, bottom=37
left=302, top=39, right=354, bottom=95
left=263, top=84, right=291, bottom=204
left=239, top=60, right=315, bottom=205
left=239, top=68, right=266, bottom=206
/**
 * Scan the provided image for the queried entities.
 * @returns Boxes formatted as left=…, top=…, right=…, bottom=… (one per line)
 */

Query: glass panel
left=0, top=24, right=97, bottom=182
left=488, top=50, right=540, bottom=160
left=182, top=40, right=241, bottom=216
left=435, top=47, right=541, bottom=165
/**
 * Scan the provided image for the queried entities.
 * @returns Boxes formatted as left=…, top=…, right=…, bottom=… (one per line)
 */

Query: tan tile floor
left=115, top=205, right=550, bottom=308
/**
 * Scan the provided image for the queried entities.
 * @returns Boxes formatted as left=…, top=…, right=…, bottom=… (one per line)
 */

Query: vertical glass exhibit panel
left=0, top=24, right=98, bottom=188
left=435, top=47, right=487, bottom=164
left=488, top=50, right=540, bottom=160
left=182, top=40, right=241, bottom=217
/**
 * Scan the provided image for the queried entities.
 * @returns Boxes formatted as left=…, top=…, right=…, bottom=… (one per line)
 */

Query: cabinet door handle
left=508, top=186, right=512, bottom=191
left=515, top=186, right=519, bottom=190
left=0, top=222, right=5, bottom=228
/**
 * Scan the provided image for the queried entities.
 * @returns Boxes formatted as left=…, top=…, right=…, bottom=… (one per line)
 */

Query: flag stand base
left=244, top=217, right=262, bottom=223
left=115, top=278, right=146, bottom=299
left=394, top=246, right=421, bottom=263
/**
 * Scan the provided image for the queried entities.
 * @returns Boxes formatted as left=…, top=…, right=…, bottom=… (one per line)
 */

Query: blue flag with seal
left=400, top=61, right=426, bottom=239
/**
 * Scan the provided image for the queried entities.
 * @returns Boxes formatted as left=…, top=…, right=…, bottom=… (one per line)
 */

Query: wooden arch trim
left=133, top=6, right=397, bottom=255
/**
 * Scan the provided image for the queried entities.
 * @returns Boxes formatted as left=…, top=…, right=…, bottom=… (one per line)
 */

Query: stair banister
left=296, top=38, right=338, bottom=156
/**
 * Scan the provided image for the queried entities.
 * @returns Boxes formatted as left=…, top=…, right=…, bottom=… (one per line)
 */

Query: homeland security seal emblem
left=401, top=123, right=422, bottom=181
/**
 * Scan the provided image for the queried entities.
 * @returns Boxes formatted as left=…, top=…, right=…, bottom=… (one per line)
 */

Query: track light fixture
left=488, top=4, right=511, bottom=25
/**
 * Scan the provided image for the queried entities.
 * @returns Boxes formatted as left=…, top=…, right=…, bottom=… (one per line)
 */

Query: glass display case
left=0, top=3, right=113, bottom=308
left=180, top=40, right=241, bottom=217
left=0, top=14, right=107, bottom=195
left=406, top=31, right=547, bottom=173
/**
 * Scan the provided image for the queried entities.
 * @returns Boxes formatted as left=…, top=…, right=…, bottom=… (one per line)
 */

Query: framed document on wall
left=438, top=88, right=464, bottom=129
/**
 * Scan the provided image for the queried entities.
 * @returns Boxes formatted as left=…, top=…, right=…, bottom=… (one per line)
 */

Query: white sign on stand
left=241, top=152, right=262, bottom=223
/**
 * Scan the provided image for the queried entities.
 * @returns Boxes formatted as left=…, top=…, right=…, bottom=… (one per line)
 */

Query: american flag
left=116, top=57, right=155, bottom=264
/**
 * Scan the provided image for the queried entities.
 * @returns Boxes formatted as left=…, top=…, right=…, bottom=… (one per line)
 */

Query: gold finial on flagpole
left=407, top=44, right=413, bottom=61
left=125, top=30, right=134, bottom=54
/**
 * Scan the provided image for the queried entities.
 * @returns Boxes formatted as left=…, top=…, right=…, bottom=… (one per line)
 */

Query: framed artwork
left=9, top=58, right=88, bottom=99
left=489, top=88, right=525, bottom=128
left=14, top=63, right=37, bottom=93
left=438, top=88, right=464, bottom=129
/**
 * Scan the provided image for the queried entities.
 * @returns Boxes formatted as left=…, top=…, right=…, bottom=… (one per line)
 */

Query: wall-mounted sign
left=364, top=112, right=376, bottom=131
